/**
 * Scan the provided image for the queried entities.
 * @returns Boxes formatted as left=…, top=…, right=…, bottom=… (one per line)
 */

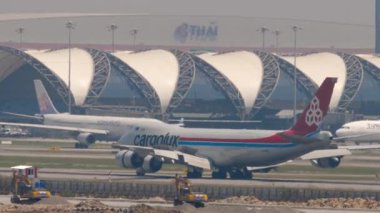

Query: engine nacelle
left=77, top=133, right=96, bottom=145
left=311, top=156, right=342, bottom=168
left=314, top=131, right=333, bottom=141
left=142, top=155, right=163, bottom=173
left=115, top=150, right=143, bottom=168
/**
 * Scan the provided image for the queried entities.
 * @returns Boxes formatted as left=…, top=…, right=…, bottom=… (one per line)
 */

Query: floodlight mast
left=107, top=24, right=118, bottom=52
left=258, top=27, right=269, bottom=50
left=66, top=21, right=75, bottom=114
left=16, top=27, right=24, bottom=49
left=273, top=30, right=280, bottom=53
left=292, top=25, right=302, bottom=125
left=130, top=29, right=138, bottom=49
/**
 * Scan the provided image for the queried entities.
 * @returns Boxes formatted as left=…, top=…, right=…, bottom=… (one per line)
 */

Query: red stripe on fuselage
left=180, top=130, right=295, bottom=143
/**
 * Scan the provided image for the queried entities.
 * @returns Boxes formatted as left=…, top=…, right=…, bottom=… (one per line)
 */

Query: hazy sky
left=2, top=0, right=373, bottom=22
left=0, top=0, right=376, bottom=49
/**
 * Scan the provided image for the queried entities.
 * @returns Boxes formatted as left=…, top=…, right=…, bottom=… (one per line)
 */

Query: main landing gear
left=211, top=168, right=227, bottom=179
left=186, top=166, right=253, bottom=179
left=211, top=167, right=253, bottom=179
left=228, top=167, right=252, bottom=180
left=136, top=167, right=146, bottom=176
left=186, top=166, right=203, bottom=178
left=74, top=143, right=89, bottom=149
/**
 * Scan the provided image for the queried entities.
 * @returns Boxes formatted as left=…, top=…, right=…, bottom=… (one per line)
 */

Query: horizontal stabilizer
left=278, top=133, right=320, bottom=144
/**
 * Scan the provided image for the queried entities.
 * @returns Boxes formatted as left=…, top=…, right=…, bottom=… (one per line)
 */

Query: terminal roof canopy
left=280, top=52, right=347, bottom=109
left=26, top=48, right=94, bottom=105
left=199, top=51, right=263, bottom=115
left=113, top=50, right=179, bottom=113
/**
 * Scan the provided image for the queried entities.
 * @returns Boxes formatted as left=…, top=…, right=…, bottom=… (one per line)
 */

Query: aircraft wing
left=113, top=144, right=211, bottom=170
left=249, top=144, right=380, bottom=171
left=277, top=132, right=323, bottom=144
left=337, top=144, right=380, bottom=150
left=0, top=122, right=109, bottom=135
left=300, top=144, right=380, bottom=160
left=299, top=148, right=351, bottom=160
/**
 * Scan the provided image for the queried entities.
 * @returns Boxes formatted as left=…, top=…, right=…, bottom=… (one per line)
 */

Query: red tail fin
left=291, top=77, right=337, bottom=135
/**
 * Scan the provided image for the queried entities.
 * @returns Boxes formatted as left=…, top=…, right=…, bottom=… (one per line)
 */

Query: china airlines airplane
left=0, top=80, right=172, bottom=148
left=113, top=77, right=374, bottom=179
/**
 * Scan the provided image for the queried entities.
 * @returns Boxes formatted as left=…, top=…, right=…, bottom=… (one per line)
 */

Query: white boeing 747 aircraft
left=2, top=78, right=378, bottom=179
left=0, top=80, right=174, bottom=148
left=112, top=77, right=379, bottom=179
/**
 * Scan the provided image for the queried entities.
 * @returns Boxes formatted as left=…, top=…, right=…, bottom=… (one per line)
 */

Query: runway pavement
left=1, top=139, right=380, bottom=186
left=1, top=138, right=380, bottom=212
left=0, top=195, right=377, bottom=213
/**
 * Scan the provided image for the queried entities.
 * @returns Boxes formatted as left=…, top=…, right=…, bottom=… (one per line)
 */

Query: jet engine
left=77, top=133, right=96, bottom=145
left=142, top=155, right=163, bottom=173
left=115, top=150, right=143, bottom=168
left=311, top=156, right=342, bottom=168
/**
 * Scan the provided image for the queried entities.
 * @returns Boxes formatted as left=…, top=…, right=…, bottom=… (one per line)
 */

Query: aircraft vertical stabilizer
left=291, top=77, right=337, bottom=136
left=33, top=80, right=59, bottom=114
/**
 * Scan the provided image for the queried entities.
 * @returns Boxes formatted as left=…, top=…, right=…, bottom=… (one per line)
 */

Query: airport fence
left=1, top=176, right=380, bottom=201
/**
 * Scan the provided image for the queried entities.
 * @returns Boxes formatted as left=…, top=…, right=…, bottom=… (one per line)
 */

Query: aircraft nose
left=335, top=128, right=345, bottom=137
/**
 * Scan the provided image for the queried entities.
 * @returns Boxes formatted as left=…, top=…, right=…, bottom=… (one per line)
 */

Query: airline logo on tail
left=305, top=97, right=323, bottom=127
left=291, top=77, right=337, bottom=136
left=34, top=80, right=59, bottom=114
left=37, top=95, right=52, bottom=114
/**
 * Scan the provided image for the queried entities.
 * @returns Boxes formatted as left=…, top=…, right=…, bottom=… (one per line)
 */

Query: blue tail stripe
left=178, top=141, right=295, bottom=148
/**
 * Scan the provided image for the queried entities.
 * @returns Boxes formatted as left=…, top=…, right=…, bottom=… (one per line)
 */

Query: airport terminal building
left=0, top=46, right=379, bottom=130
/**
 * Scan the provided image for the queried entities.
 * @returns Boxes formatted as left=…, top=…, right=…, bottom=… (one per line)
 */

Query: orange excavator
left=10, top=165, right=51, bottom=203
left=173, top=174, right=208, bottom=207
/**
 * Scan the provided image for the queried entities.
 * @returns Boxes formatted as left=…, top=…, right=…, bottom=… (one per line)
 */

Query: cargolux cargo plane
left=113, top=77, right=378, bottom=179
left=1, top=78, right=377, bottom=179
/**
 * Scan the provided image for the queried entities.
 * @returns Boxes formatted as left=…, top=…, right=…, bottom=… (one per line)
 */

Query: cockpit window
left=341, top=126, right=350, bottom=129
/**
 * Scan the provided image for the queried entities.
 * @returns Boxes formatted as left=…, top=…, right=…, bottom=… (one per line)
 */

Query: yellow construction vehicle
left=173, top=174, right=208, bottom=207
left=10, top=165, right=51, bottom=203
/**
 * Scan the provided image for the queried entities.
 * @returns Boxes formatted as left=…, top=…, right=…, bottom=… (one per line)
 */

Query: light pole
left=258, top=27, right=269, bottom=50
left=257, top=27, right=269, bottom=50
left=130, top=29, right=138, bottom=48
left=66, top=21, right=75, bottom=114
left=292, top=26, right=302, bottom=125
left=107, top=24, right=118, bottom=52
left=273, top=30, right=280, bottom=53
left=15, top=27, right=24, bottom=48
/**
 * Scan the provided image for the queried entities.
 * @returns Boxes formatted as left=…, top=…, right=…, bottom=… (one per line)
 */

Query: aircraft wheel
left=136, top=168, right=145, bottom=176
left=229, top=169, right=243, bottom=179
left=212, top=169, right=227, bottom=179
left=229, top=168, right=252, bottom=179
left=74, top=143, right=88, bottom=149
left=242, top=168, right=253, bottom=179
left=187, top=167, right=203, bottom=178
